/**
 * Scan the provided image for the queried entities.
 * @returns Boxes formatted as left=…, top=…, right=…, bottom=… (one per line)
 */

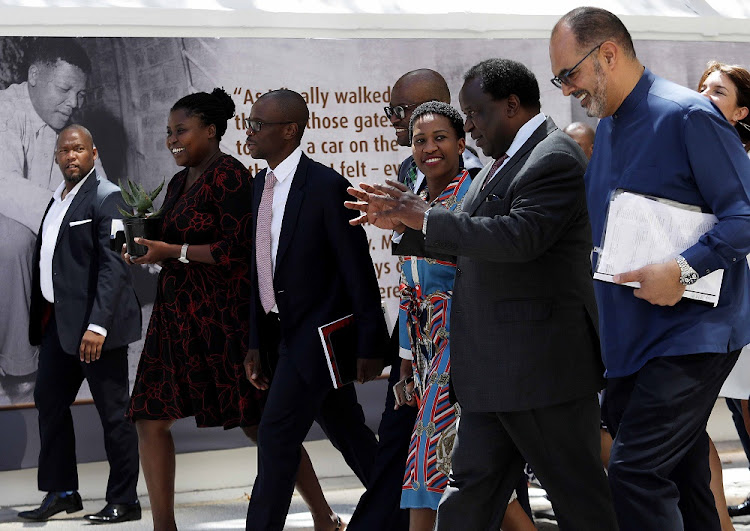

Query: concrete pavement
left=2, top=403, right=750, bottom=530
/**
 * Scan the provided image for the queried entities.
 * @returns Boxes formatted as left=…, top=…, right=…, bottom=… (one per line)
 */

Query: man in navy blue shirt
left=550, top=7, right=750, bottom=530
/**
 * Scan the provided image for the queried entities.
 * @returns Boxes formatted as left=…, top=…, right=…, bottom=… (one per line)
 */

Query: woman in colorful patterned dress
left=396, top=102, right=534, bottom=531
left=123, top=89, right=344, bottom=531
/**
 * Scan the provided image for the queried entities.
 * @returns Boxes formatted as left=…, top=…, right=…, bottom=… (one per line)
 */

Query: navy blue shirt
left=587, top=68, right=750, bottom=378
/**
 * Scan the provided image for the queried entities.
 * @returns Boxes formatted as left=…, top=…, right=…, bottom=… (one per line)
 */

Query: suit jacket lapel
left=462, top=163, right=491, bottom=213
left=275, top=153, right=309, bottom=269
left=56, top=171, right=97, bottom=247
left=468, top=118, right=557, bottom=215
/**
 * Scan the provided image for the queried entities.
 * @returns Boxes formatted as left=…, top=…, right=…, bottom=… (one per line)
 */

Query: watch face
left=681, top=271, right=699, bottom=285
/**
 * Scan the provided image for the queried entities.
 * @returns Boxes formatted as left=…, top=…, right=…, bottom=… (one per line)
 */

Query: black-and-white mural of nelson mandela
left=0, top=37, right=108, bottom=405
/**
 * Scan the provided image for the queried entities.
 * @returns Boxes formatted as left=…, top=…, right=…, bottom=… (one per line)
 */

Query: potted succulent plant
left=117, top=178, right=165, bottom=257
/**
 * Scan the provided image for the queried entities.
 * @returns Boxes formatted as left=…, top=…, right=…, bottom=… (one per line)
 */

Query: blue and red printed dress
left=399, top=169, right=471, bottom=510
left=128, top=154, right=263, bottom=429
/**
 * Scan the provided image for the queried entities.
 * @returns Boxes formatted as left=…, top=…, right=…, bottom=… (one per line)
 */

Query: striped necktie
left=256, top=171, right=277, bottom=314
left=481, top=153, right=509, bottom=190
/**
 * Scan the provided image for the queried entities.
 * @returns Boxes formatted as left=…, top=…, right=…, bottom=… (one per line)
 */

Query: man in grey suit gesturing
left=347, top=58, right=617, bottom=530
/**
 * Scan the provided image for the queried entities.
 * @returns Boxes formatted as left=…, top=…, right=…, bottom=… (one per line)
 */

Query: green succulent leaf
left=118, top=179, right=137, bottom=207
left=149, top=178, right=165, bottom=202
left=116, top=205, right=136, bottom=218
left=117, top=177, right=166, bottom=218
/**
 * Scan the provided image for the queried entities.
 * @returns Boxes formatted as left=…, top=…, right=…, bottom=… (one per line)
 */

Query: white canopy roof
left=0, top=0, right=748, bottom=39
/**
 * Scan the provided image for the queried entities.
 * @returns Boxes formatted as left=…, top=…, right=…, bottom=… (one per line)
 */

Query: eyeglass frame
left=383, top=103, right=419, bottom=120
left=550, top=42, right=605, bottom=89
left=243, top=117, right=295, bottom=133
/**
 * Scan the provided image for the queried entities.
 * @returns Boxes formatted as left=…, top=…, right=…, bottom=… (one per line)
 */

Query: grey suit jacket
left=399, top=117, right=604, bottom=412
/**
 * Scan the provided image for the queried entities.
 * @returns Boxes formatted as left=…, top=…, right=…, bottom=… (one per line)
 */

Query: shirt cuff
left=399, top=347, right=412, bottom=360
left=87, top=324, right=108, bottom=337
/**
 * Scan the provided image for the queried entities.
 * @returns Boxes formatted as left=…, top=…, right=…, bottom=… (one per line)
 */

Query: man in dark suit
left=347, top=59, right=617, bottom=530
left=243, top=89, right=388, bottom=531
left=19, top=125, right=141, bottom=524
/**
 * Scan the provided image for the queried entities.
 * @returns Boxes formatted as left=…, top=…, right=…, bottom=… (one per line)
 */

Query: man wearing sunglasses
left=550, top=7, right=750, bottom=530
left=385, top=69, right=482, bottom=200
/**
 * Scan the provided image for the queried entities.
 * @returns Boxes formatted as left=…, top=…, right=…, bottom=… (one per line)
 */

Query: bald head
left=258, top=89, right=309, bottom=141
left=393, top=69, right=451, bottom=104
left=58, top=123, right=94, bottom=149
left=389, top=69, right=451, bottom=146
left=563, top=122, right=595, bottom=159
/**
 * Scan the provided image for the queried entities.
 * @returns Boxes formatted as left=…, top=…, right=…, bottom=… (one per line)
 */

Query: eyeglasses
left=383, top=103, right=419, bottom=120
left=550, top=43, right=605, bottom=89
left=243, top=118, right=294, bottom=133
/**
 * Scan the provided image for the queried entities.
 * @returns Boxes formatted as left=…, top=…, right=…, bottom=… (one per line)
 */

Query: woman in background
left=698, top=61, right=750, bottom=531
left=124, top=88, right=344, bottom=531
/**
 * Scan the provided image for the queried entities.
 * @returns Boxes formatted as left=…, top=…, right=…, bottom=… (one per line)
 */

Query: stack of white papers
left=593, top=191, right=723, bottom=306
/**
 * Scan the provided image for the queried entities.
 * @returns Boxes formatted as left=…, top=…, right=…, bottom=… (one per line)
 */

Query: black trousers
left=726, top=397, right=750, bottom=466
left=605, top=351, right=740, bottom=531
left=437, top=394, right=617, bottom=531
left=347, top=357, right=416, bottom=531
left=34, top=313, right=139, bottom=503
left=246, top=312, right=377, bottom=531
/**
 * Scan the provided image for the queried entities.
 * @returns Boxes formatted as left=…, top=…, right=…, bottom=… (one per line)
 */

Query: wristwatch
left=422, top=207, right=432, bottom=235
left=178, top=243, right=190, bottom=264
left=675, top=255, right=698, bottom=285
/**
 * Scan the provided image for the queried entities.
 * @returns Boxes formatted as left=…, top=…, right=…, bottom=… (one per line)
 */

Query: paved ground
left=2, top=440, right=750, bottom=530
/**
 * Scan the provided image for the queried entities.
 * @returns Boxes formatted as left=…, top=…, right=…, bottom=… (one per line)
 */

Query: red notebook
left=318, top=314, right=357, bottom=389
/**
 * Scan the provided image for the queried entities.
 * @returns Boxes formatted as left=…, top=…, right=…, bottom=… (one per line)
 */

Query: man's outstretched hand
left=345, top=180, right=427, bottom=231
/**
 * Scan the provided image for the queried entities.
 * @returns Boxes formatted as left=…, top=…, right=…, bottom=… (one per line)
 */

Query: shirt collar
left=613, top=67, right=653, bottom=120
left=268, top=147, right=303, bottom=183
left=53, top=167, right=95, bottom=202
left=505, top=112, right=547, bottom=159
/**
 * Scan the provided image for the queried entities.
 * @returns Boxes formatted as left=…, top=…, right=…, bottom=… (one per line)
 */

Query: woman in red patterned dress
left=124, top=89, right=344, bottom=531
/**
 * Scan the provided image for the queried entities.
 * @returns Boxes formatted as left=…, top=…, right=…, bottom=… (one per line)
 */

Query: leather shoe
left=18, top=491, right=83, bottom=521
left=83, top=500, right=141, bottom=524
left=729, top=495, right=750, bottom=517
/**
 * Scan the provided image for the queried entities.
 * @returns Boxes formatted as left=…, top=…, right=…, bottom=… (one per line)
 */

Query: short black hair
left=171, top=88, right=235, bottom=141
left=409, top=101, right=465, bottom=143
left=464, top=59, right=540, bottom=110
left=260, top=89, right=310, bottom=141
left=555, top=7, right=637, bottom=59
left=28, top=37, right=91, bottom=75
left=57, top=123, right=94, bottom=149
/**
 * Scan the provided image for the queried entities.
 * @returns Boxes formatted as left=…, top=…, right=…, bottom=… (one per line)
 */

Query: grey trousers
left=0, top=213, right=38, bottom=376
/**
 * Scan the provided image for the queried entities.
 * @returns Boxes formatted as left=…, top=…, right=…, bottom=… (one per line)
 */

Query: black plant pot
left=123, top=216, right=162, bottom=257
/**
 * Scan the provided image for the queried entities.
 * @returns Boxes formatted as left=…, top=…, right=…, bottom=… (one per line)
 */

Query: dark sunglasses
left=383, top=103, right=419, bottom=120
left=550, top=43, right=604, bottom=89
left=243, top=118, right=294, bottom=133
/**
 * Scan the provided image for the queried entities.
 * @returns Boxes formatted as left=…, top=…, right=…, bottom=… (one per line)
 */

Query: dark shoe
left=18, top=491, right=83, bottom=521
left=729, top=495, right=750, bottom=517
left=83, top=501, right=141, bottom=524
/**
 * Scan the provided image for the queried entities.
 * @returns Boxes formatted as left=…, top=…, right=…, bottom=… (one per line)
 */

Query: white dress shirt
left=265, top=146, right=303, bottom=313
left=40, top=167, right=107, bottom=337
